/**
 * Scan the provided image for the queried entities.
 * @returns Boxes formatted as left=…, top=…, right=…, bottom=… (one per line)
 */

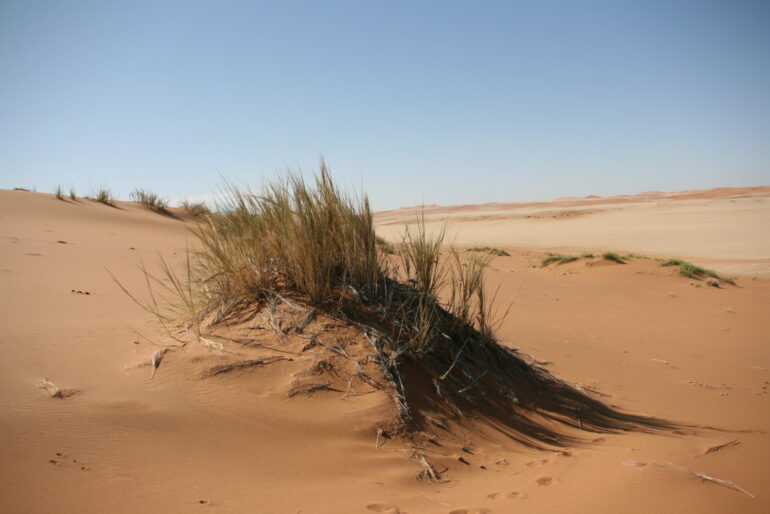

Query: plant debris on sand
left=118, top=162, right=683, bottom=479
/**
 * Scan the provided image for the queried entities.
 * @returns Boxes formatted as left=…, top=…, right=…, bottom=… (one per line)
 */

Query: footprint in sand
left=366, top=503, right=403, bottom=514
left=526, top=458, right=550, bottom=467
left=535, top=476, right=558, bottom=486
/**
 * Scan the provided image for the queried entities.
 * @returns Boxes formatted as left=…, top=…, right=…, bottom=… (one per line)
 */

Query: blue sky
left=1, top=0, right=768, bottom=210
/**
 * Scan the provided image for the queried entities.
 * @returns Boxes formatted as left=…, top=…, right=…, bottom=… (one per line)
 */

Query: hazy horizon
left=1, top=1, right=769, bottom=210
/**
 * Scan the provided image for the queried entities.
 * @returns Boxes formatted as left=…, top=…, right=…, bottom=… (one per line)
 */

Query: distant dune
left=376, top=186, right=770, bottom=277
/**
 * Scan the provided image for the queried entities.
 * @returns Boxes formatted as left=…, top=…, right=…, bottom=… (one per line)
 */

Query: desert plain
left=1, top=185, right=769, bottom=513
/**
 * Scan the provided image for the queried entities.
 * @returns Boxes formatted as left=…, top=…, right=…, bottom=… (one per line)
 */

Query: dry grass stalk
left=208, top=356, right=290, bottom=376
left=660, top=462, right=754, bottom=498
left=414, top=451, right=443, bottom=482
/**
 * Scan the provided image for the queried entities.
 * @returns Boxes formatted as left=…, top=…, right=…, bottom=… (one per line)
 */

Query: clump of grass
left=53, top=185, right=64, bottom=200
left=69, top=187, right=77, bottom=201
left=467, top=247, right=510, bottom=257
left=660, top=259, right=735, bottom=285
left=541, top=253, right=579, bottom=266
left=130, top=188, right=169, bottom=214
left=580, top=253, right=595, bottom=258
left=180, top=199, right=211, bottom=218
left=602, top=252, right=625, bottom=264
left=89, top=186, right=115, bottom=206
left=115, top=162, right=678, bottom=460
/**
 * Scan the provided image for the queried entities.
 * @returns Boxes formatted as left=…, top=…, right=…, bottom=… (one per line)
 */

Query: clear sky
left=1, top=1, right=768, bottom=210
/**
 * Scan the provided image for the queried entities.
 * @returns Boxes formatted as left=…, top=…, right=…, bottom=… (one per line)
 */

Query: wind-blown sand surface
left=376, top=186, right=770, bottom=277
left=1, top=187, right=769, bottom=513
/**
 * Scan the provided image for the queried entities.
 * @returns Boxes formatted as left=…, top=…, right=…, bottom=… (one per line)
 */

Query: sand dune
left=1, top=188, right=769, bottom=513
left=376, top=186, right=770, bottom=277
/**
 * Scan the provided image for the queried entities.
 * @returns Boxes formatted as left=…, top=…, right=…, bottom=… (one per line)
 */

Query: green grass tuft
left=467, top=246, right=510, bottom=257
left=602, top=252, right=625, bottom=264
left=541, top=253, right=579, bottom=266
left=660, top=259, right=735, bottom=285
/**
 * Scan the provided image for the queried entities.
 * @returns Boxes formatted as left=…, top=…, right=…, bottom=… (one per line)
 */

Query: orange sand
left=1, top=187, right=769, bottom=513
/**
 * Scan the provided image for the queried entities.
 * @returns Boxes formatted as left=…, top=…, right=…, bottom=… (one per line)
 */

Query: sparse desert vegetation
left=660, top=258, right=736, bottom=285
left=179, top=199, right=211, bottom=218
left=541, top=253, right=579, bottom=266
left=602, top=252, right=625, bottom=264
left=116, top=166, right=660, bottom=449
left=53, top=185, right=64, bottom=200
left=3, top=183, right=767, bottom=513
left=89, top=186, right=115, bottom=206
left=130, top=188, right=169, bottom=214
left=467, top=246, right=510, bottom=257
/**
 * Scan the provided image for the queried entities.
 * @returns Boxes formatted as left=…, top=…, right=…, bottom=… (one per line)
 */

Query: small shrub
left=602, top=252, right=625, bottom=264
left=580, top=253, right=595, bottom=258
left=467, top=247, right=510, bottom=257
left=623, top=253, right=648, bottom=259
left=69, top=187, right=77, bottom=200
left=54, top=185, right=64, bottom=200
left=541, top=253, right=579, bottom=266
left=130, top=188, right=169, bottom=214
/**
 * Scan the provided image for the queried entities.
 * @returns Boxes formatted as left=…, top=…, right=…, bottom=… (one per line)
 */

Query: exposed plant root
left=208, top=356, right=292, bottom=376
left=288, top=380, right=335, bottom=397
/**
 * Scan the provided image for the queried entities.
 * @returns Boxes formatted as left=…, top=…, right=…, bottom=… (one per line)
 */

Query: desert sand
left=1, top=186, right=769, bottom=513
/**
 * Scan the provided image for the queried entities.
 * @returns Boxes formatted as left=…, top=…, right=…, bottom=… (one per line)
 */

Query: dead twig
left=660, top=462, right=754, bottom=498
left=703, top=440, right=740, bottom=455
